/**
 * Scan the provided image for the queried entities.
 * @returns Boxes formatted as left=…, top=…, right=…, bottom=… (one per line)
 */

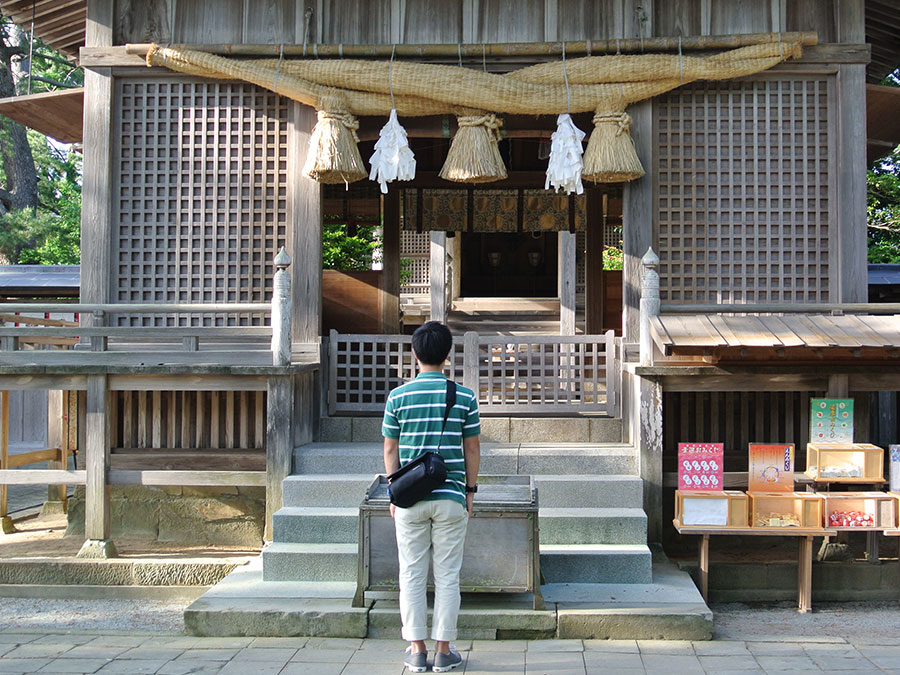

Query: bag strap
left=436, top=380, right=457, bottom=452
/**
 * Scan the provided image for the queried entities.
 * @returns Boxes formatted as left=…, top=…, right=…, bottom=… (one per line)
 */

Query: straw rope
left=146, top=38, right=802, bottom=117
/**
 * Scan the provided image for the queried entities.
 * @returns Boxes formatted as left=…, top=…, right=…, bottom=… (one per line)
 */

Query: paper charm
left=369, top=109, right=416, bottom=194
left=545, top=113, right=586, bottom=195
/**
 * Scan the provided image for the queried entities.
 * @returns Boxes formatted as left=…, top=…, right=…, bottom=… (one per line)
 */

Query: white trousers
left=394, top=498, right=468, bottom=642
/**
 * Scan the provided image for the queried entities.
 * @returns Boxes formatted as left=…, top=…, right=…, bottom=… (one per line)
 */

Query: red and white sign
left=678, top=443, right=724, bottom=491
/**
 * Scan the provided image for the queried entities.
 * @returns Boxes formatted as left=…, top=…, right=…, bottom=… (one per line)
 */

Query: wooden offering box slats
left=674, top=490, right=749, bottom=529
left=822, top=492, right=897, bottom=530
left=805, top=443, right=884, bottom=483
left=749, top=492, right=825, bottom=529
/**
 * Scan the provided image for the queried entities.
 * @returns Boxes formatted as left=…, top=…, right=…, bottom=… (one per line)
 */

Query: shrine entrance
left=459, top=232, right=558, bottom=298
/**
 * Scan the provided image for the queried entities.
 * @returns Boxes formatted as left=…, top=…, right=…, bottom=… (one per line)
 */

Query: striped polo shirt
left=382, top=371, right=481, bottom=506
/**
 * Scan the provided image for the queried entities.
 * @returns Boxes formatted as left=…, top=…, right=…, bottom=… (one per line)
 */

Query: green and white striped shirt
left=382, top=371, right=481, bottom=506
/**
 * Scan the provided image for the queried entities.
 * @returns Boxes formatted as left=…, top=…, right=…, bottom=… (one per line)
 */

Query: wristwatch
left=465, top=484, right=478, bottom=494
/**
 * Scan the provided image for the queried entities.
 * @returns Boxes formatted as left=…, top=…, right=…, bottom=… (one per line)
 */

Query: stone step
left=272, top=506, right=647, bottom=546
left=282, top=475, right=375, bottom=508
left=283, top=473, right=644, bottom=509
left=319, top=416, right=622, bottom=444
left=534, top=475, right=643, bottom=508
left=540, top=545, right=653, bottom=584
left=261, top=543, right=357, bottom=583
left=262, top=541, right=652, bottom=585
left=185, top=558, right=712, bottom=639
left=294, top=443, right=638, bottom=476
left=539, top=508, right=647, bottom=545
left=272, top=507, right=358, bottom=544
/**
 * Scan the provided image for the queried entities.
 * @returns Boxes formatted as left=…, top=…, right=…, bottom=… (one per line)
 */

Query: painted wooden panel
left=709, top=0, right=773, bottom=34
left=173, top=0, right=243, bottom=43
left=555, top=0, right=625, bottom=40
left=403, top=0, right=463, bottom=44
left=473, top=0, right=545, bottom=43
left=654, top=76, right=833, bottom=304
left=318, top=0, right=393, bottom=44
left=786, top=0, right=837, bottom=42
left=113, top=78, right=289, bottom=325
left=244, top=0, right=296, bottom=43
left=653, top=0, right=701, bottom=37
left=114, top=0, right=174, bottom=44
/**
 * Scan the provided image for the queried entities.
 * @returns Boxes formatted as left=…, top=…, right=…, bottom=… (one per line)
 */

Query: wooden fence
left=328, top=330, right=619, bottom=416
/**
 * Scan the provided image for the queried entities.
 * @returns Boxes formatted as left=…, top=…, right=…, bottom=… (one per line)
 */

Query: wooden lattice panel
left=400, top=231, right=430, bottom=293
left=655, top=76, right=833, bottom=304
left=114, top=78, right=290, bottom=325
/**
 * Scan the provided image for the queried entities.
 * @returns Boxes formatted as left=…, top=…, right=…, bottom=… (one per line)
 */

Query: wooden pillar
left=836, top=0, right=867, bottom=303
left=640, top=248, right=660, bottom=367
left=622, top=99, right=653, bottom=346
left=559, top=231, right=576, bottom=335
left=585, top=190, right=605, bottom=335
left=0, top=390, right=11, bottom=534
left=81, top=0, right=114, bottom=321
left=290, top=103, right=323, bottom=343
left=382, top=190, right=401, bottom=334
left=78, top=374, right=115, bottom=558
left=430, top=231, right=448, bottom=324
left=44, top=391, right=67, bottom=514
left=266, top=374, right=293, bottom=541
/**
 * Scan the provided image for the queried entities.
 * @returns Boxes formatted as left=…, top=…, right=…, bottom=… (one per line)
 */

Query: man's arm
left=463, top=435, right=480, bottom=514
left=384, top=436, right=400, bottom=475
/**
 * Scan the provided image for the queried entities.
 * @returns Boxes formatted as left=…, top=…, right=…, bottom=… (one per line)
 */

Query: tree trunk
left=0, top=24, right=39, bottom=258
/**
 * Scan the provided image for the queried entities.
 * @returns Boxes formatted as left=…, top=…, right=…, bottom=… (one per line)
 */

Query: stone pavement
left=1, top=631, right=899, bottom=674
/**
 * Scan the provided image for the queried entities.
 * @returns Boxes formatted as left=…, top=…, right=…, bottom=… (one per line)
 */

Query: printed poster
left=678, top=443, right=724, bottom=491
left=748, top=443, right=794, bottom=492
left=810, top=398, right=854, bottom=444
left=890, top=445, right=900, bottom=492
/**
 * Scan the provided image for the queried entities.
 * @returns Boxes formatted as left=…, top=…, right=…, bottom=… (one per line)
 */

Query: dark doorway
left=460, top=232, right=558, bottom=297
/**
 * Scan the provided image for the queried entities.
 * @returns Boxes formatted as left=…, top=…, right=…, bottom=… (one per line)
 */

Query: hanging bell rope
left=440, top=114, right=507, bottom=183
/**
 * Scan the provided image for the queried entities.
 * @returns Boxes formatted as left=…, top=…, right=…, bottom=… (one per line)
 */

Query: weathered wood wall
left=322, top=270, right=384, bottom=334
left=100, top=0, right=867, bottom=346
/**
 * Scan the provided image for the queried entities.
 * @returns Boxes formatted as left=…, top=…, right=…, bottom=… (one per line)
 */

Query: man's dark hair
left=412, top=321, right=453, bottom=366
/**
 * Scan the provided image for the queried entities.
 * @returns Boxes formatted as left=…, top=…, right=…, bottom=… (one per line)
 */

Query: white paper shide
left=545, top=113, right=586, bottom=195
left=369, top=109, right=416, bottom=194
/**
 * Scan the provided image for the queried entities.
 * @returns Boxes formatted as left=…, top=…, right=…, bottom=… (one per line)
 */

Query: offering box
left=805, top=443, right=884, bottom=483
left=822, top=492, right=896, bottom=530
left=674, top=490, right=749, bottom=528
left=749, top=492, right=824, bottom=529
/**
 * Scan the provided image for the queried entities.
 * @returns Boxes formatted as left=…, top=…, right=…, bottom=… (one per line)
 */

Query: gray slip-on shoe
left=404, top=647, right=428, bottom=673
left=433, top=649, right=463, bottom=673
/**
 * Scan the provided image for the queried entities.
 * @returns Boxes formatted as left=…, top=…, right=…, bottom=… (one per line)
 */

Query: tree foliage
left=868, top=70, right=900, bottom=264
left=0, top=18, right=82, bottom=264
left=322, top=222, right=381, bottom=270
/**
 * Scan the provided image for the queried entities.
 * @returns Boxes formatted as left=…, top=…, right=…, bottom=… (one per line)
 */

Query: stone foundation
left=66, top=485, right=265, bottom=547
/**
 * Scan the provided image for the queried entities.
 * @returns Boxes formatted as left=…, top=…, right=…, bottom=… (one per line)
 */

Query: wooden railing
left=328, top=330, right=620, bottom=416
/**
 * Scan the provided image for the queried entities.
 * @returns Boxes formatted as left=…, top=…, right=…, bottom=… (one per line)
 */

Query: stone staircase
left=263, top=416, right=651, bottom=586
left=183, top=415, right=711, bottom=639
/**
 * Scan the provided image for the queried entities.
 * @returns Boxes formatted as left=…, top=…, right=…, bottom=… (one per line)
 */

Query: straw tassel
left=545, top=113, right=586, bottom=195
left=439, top=114, right=507, bottom=183
left=368, top=109, right=416, bottom=193
left=302, top=109, right=367, bottom=184
left=582, top=110, right=645, bottom=183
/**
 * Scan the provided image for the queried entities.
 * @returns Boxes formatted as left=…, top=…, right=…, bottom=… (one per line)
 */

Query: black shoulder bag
left=386, top=380, right=456, bottom=508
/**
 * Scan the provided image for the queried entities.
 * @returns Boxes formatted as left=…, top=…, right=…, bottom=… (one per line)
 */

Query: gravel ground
left=713, top=601, right=900, bottom=640
left=0, top=597, right=189, bottom=633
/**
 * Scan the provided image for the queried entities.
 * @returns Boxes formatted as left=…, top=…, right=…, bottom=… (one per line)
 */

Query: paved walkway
left=1, top=632, right=898, bottom=674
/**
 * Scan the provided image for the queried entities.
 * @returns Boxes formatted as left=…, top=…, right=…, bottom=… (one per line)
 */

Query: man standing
left=382, top=322, right=481, bottom=673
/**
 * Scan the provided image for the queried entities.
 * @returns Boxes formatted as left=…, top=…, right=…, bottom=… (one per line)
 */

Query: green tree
left=322, top=222, right=381, bottom=270
left=867, top=69, right=900, bottom=263
left=0, top=17, right=82, bottom=264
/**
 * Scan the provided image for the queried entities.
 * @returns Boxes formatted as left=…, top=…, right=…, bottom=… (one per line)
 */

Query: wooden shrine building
left=0, top=0, right=899, bottom=634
